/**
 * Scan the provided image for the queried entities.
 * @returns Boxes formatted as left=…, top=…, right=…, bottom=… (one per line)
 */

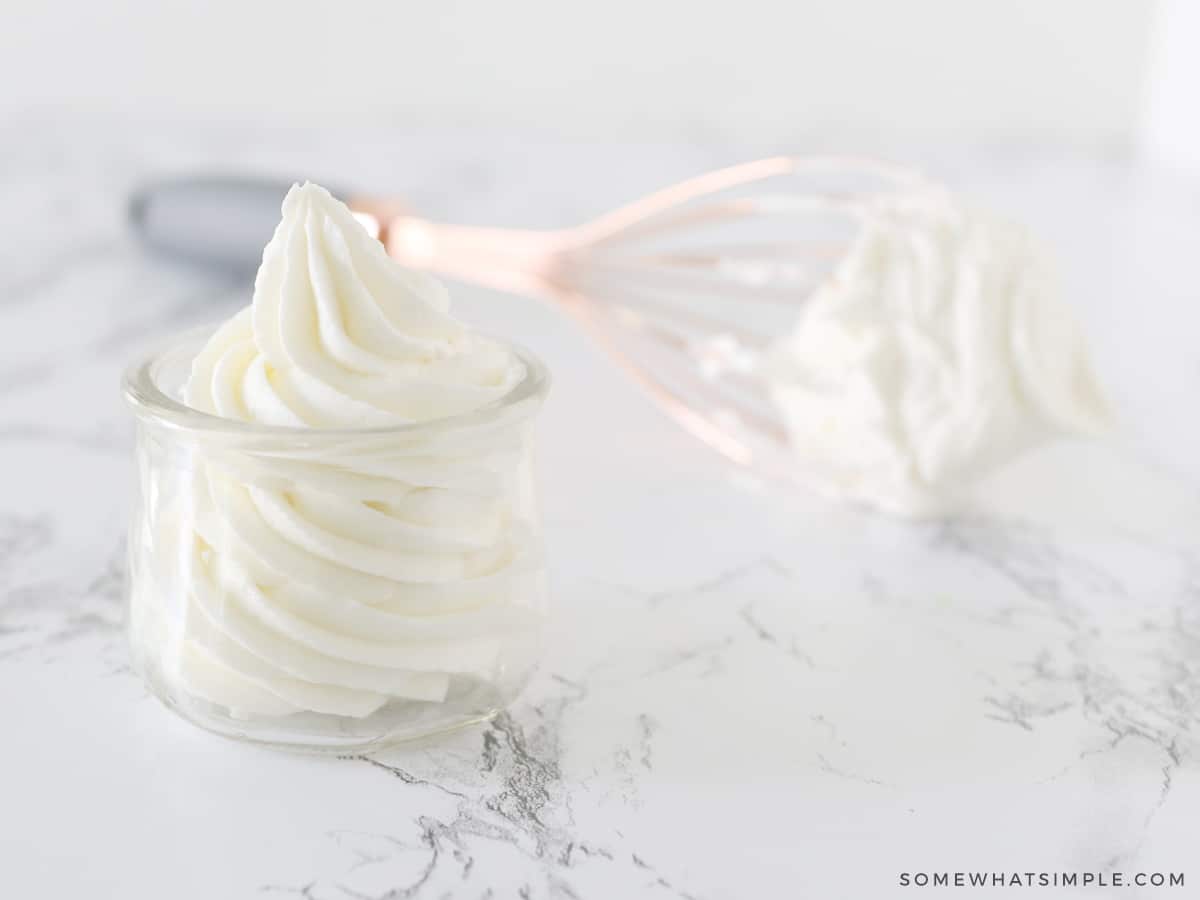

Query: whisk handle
left=380, top=218, right=567, bottom=298
left=129, top=175, right=360, bottom=272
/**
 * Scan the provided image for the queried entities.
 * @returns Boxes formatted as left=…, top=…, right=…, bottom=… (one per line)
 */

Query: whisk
left=134, top=157, right=924, bottom=478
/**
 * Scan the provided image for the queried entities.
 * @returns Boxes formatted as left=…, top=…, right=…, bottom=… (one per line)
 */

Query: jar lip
left=123, top=323, right=551, bottom=439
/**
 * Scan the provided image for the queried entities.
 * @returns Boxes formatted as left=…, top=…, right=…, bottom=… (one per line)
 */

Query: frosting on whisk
left=764, top=186, right=1109, bottom=516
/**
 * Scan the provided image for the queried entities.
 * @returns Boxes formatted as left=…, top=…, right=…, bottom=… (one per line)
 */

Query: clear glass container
left=123, top=327, right=550, bottom=752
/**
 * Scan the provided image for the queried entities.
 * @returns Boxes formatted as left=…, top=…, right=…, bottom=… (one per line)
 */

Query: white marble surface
left=2, top=117, right=1200, bottom=899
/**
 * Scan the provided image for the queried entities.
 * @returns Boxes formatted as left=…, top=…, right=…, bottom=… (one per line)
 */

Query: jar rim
left=123, top=323, right=551, bottom=440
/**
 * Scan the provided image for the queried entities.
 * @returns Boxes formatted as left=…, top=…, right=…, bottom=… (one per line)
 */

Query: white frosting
left=185, top=183, right=523, bottom=427
left=166, top=183, right=538, bottom=719
left=764, top=187, right=1109, bottom=517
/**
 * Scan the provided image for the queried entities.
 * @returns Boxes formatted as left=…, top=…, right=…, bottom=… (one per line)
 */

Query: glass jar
left=123, top=327, right=550, bottom=752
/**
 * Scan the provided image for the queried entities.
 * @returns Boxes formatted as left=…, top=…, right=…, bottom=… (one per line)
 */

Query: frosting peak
left=186, top=182, right=523, bottom=427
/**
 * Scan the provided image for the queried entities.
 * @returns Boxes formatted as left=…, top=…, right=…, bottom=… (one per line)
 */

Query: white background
left=1, top=0, right=1163, bottom=149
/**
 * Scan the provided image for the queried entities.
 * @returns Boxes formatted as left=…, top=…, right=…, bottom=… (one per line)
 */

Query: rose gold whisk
left=355, top=157, right=923, bottom=475
left=135, top=157, right=923, bottom=476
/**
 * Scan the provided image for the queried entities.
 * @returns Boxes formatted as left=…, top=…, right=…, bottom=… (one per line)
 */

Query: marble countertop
left=2, top=118, right=1200, bottom=899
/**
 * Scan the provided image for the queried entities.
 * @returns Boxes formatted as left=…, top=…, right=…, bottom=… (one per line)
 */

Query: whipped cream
left=164, top=183, right=540, bottom=719
left=185, top=183, right=523, bottom=426
left=764, top=187, right=1108, bottom=516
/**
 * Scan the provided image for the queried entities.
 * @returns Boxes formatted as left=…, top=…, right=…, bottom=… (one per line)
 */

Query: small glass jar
left=123, top=327, right=550, bottom=752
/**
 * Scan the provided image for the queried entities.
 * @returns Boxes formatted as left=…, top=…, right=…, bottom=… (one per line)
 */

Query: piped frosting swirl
left=162, top=183, right=540, bottom=719
left=185, top=182, right=523, bottom=426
